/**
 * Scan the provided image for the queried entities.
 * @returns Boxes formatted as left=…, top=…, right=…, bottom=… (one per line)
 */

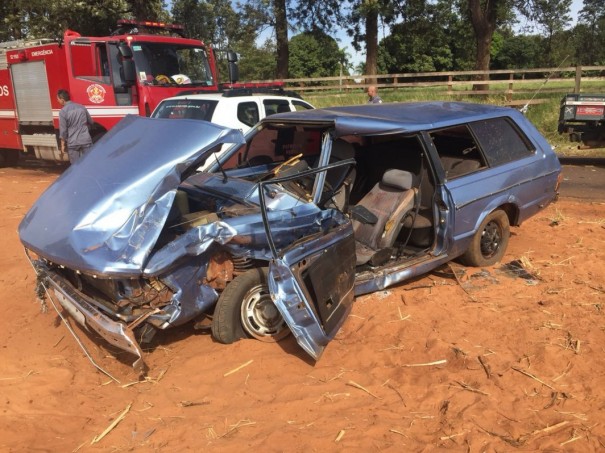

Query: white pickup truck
left=151, top=89, right=315, bottom=132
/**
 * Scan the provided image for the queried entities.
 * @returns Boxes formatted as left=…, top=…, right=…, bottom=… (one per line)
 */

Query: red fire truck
left=0, top=20, right=240, bottom=165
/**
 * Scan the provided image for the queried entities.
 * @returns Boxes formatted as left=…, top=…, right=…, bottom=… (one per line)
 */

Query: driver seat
left=352, top=169, right=416, bottom=266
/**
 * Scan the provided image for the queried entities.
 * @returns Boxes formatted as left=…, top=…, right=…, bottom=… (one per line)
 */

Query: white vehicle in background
left=150, top=89, right=315, bottom=132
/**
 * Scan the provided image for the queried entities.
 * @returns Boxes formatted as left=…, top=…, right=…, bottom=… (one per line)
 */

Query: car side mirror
left=226, top=50, right=239, bottom=83
left=350, top=205, right=377, bottom=224
left=121, top=59, right=136, bottom=85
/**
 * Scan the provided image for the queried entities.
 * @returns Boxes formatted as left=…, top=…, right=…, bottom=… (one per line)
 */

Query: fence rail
left=245, top=66, right=605, bottom=99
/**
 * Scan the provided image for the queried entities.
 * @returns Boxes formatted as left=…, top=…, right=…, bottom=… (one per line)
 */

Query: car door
left=257, top=167, right=356, bottom=360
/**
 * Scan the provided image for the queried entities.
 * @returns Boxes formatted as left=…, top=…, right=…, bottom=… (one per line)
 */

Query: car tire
left=460, top=209, right=510, bottom=267
left=211, top=267, right=290, bottom=344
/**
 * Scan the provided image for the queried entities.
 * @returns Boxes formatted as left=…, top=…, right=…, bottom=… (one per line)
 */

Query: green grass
left=302, top=81, right=605, bottom=157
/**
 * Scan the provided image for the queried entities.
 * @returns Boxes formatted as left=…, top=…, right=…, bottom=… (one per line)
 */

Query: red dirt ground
left=1, top=165, right=604, bottom=452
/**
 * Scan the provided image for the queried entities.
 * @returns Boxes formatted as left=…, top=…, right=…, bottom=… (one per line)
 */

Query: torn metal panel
left=19, top=116, right=245, bottom=275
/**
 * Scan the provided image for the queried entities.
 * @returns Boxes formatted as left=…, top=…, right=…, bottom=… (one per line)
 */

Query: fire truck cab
left=0, top=20, right=234, bottom=165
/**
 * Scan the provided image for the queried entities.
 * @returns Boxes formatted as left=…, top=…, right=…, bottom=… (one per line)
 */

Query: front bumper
left=40, top=267, right=147, bottom=375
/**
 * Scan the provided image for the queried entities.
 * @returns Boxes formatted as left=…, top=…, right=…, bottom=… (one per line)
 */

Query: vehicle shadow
left=558, top=156, right=605, bottom=167
left=14, top=158, right=67, bottom=175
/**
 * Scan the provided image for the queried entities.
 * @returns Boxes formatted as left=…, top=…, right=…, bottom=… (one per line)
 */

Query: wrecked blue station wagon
left=19, top=102, right=561, bottom=374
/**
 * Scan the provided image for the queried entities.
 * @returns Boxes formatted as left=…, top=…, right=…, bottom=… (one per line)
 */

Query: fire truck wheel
left=0, top=149, right=19, bottom=167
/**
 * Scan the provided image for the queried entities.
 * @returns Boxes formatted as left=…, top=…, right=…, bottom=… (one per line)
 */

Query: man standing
left=57, top=89, right=94, bottom=164
left=367, top=85, right=383, bottom=104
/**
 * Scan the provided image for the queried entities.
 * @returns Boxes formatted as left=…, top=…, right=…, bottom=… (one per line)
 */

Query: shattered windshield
left=131, top=42, right=214, bottom=86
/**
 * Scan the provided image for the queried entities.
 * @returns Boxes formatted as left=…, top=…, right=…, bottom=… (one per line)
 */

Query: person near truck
left=57, top=89, right=94, bottom=164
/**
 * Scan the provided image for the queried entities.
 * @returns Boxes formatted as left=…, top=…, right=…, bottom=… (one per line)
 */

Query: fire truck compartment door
left=11, top=61, right=53, bottom=124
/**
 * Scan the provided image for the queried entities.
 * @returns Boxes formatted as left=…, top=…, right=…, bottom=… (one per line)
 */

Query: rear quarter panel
left=444, top=115, right=560, bottom=258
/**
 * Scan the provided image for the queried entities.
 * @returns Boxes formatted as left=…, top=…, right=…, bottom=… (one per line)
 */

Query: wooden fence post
left=507, top=73, right=513, bottom=102
left=574, top=65, right=582, bottom=93
left=447, top=75, right=453, bottom=95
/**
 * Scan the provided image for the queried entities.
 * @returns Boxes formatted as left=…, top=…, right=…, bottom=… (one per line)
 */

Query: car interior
left=163, top=122, right=489, bottom=269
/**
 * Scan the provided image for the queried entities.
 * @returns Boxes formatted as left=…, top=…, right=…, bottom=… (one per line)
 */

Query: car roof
left=264, top=101, right=524, bottom=136
left=157, top=92, right=305, bottom=102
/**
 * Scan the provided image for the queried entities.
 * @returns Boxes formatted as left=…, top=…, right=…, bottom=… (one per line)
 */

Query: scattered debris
left=478, top=356, right=492, bottom=379
left=498, top=259, right=541, bottom=284
left=401, top=359, right=447, bottom=368
left=179, top=400, right=211, bottom=407
left=454, top=380, right=490, bottom=396
left=219, top=419, right=256, bottom=438
left=347, top=380, right=381, bottom=399
left=511, top=366, right=555, bottom=390
left=224, top=360, right=253, bottom=377
left=477, top=420, right=569, bottom=447
left=91, top=402, right=132, bottom=444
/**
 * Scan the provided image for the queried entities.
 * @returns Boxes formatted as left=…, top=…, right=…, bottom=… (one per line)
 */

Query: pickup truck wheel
left=460, top=210, right=510, bottom=267
left=211, top=268, right=290, bottom=344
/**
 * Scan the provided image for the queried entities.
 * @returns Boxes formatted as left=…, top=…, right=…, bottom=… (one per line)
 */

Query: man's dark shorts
left=67, top=144, right=91, bottom=164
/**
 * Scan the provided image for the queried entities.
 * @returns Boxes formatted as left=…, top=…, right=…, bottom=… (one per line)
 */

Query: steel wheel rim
left=240, top=284, right=289, bottom=342
left=480, top=220, right=502, bottom=259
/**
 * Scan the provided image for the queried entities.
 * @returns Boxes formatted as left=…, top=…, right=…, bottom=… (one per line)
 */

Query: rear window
left=469, top=117, right=535, bottom=166
left=152, top=99, right=218, bottom=121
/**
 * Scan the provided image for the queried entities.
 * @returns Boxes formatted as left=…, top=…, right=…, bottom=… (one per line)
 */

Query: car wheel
left=211, top=268, right=290, bottom=344
left=460, top=210, right=510, bottom=267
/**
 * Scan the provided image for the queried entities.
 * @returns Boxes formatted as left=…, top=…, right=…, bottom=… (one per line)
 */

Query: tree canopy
left=2, top=0, right=604, bottom=80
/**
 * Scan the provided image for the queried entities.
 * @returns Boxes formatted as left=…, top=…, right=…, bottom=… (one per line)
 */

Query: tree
left=378, top=0, right=474, bottom=73
left=467, top=0, right=503, bottom=85
left=347, top=0, right=397, bottom=79
left=127, top=0, right=167, bottom=21
left=237, top=38, right=278, bottom=81
left=274, top=0, right=289, bottom=78
left=0, top=0, right=130, bottom=40
left=530, top=0, right=572, bottom=65
left=491, top=32, right=542, bottom=69
left=577, top=0, right=605, bottom=64
left=289, top=30, right=345, bottom=78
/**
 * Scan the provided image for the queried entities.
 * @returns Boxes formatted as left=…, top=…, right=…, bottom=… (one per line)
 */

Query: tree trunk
left=364, top=0, right=378, bottom=84
left=468, top=0, right=497, bottom=91
left=274, top=0, right=289, bottom=79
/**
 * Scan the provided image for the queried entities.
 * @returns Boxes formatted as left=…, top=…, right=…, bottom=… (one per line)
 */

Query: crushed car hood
left=19, top=116, right=245, bottom=275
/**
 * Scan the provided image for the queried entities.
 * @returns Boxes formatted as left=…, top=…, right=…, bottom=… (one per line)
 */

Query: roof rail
left=175, top=87, right=303, bottom=99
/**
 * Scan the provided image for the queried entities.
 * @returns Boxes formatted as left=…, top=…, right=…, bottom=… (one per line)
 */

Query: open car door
left=258, top=168, right=356, bottom=360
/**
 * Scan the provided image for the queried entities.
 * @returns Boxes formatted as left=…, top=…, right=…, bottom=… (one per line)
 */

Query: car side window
left=237, top=102, right=260, bottom=127
left=429, top=124, right=487, bottom=180
left=292, top=100, right=313, bottom=111
left=470, top=117, right=535, bottom=166
left=264, top=100, right=290, bottom=116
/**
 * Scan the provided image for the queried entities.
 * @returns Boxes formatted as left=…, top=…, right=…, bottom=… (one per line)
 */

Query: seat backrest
left=353, top=169, right=416, bottom=253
